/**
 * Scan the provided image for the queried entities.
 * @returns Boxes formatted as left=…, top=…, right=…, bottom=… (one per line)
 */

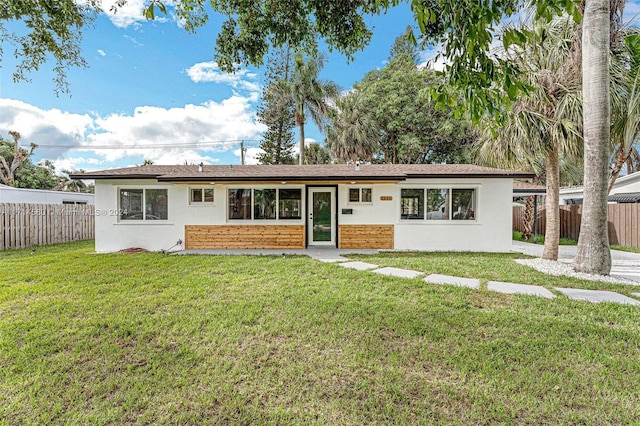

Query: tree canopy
left=0, top=0, right=97, bottom=95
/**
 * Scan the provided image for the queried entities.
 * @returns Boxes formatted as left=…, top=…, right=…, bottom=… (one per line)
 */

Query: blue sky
left=1, top=1, right=639, bottom=173
left=0, top=1, right=420, bottom=172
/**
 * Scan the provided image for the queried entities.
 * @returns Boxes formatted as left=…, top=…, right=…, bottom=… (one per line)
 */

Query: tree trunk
left=296, top=109, right=305, bottom=165
left=608, top=146, right=626, bottom=193
left=542, top=147, right=560, bottom=260
left=522, top=196, right=535, bottom=240
left=574, top=0, right=612, bottom=274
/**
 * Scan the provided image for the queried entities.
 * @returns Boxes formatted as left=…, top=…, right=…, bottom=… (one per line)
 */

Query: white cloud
left=185, top=62, right=261, bottom=92
left=98, top=49, right=106, bottom=57
left=101, top=0, right=174, bottom=28
left=0, top=94, right=265, bottom=169
left=0, top=99, right=94, bottom=159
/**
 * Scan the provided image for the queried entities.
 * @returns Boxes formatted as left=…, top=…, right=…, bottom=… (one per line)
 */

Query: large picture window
left=401, top=188, right=476, bottom=221
left=401, top=189, right=424, bottom=219
left=254, top=189, right=277, bottom=220
left=452, top=189, right=476, bottom=220
left=279, top=189, right=302, bottom=219
left=228, top=188, right=302, bottom=221
left=120, top=188, right=168, bottom=221
left=228, top=189, right=251, bottom=220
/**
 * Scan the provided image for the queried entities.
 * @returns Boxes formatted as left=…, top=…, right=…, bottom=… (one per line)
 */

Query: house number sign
left=380, top=196, right=393, bottom=201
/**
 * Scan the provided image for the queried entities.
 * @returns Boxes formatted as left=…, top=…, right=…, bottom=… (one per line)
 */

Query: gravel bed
left=515, top=258, right=633, bottom=284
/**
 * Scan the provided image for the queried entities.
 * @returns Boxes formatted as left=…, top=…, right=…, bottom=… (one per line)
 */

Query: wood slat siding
left=0, top=203, right=94, bottom=250
left=512, top=204, right=640, bottom=248
left=185, top=225, right=305, bottom=249
left=338, top=225, right=394, bottom=249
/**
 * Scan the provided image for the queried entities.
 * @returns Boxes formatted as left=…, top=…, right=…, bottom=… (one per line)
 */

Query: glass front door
left=308, top=187, right=336, bottom=246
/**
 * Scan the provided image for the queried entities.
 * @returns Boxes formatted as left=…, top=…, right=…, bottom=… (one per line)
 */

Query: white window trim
left=347, top=187, right=373, bottom=205
left=189, top=186, right=216, bottom=206
left=399, top=186, right=478, bottom=223
left=226, top=185, right=304, bottom=223
left=117, top=186, right=170, bottom=222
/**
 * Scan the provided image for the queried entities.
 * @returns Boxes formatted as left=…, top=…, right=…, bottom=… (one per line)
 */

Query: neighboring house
left=0, top=184, right=95, bottom=205
left=560, top=171, right=640, bottom=204
left=72, top=164, right=532, bottom=253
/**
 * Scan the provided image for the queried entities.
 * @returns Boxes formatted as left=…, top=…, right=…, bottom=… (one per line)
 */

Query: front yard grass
left=1, top=241, right=640, bottom=424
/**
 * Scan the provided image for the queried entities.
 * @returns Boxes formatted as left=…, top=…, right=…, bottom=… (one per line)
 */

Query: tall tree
left=256, top=47, right=297, bottom=165
left=608, top=31, right=640, bottom=191
left=389, top=25, right=420, bottom=64
left=0, top=131, right=37, bottom=186
left=289, top=53, right=340, bottom=164
left=573, top=0, right=612, bottom=274
left=1, top=0, right=97, bottom=95
left=476, top=16, right=583, bottom=261
left=302, top=142, right=333, bottom=164
left=325, top=90, right=380, bottom=163
left=356, top=54, right=475, bottom=164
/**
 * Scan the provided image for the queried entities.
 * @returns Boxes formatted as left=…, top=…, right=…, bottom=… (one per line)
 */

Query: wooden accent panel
left=338, top=225, right=394, bottom=249
left=185, top=225, right=305, bottom=249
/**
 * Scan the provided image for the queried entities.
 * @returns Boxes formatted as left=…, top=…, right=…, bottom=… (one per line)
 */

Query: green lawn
left=1, top=241, right=640, bottom=424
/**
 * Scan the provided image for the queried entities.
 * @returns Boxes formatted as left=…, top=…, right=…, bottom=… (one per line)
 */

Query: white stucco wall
left=559, top=171, right=640, bottom=204
left=95, top=178, right=514, bottom=253
left=0, top=184, right=95, bottom=205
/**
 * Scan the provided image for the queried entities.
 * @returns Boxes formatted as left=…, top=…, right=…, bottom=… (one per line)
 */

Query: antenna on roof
left=198, top=162, right=203, bottom=172
left=355, top=160, right=360, bottom=172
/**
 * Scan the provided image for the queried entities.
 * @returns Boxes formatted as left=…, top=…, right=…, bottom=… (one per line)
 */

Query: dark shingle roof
left=71, top=164, right=534, bottom=181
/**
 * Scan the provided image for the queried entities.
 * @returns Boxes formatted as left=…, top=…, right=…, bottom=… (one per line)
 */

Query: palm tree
left=325, top=90, right=380, bottom=162
left=609, top=30, right=640, bottom=191
left=476, top=16, right=583, bottom=261
left=289, top=53, right=340, bottom=164
left=574, top=0, right=623, bottom=275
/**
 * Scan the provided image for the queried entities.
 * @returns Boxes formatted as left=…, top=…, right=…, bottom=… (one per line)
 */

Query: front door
left=308, top=187, right=336, bottom=246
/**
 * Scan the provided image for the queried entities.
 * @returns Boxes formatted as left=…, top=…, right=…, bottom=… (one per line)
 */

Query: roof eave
left=157, top=174, right=409, bottom=182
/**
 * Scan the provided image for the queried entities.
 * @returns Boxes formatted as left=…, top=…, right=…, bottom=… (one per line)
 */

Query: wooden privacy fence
left=513, top=204, right=640, bottom=248
left=0, top=203, right=94, bottom=250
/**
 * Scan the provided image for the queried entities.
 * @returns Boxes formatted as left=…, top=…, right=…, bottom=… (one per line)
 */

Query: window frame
left=348, top=187, right=373, bottom=204
left=118, top=187, right=169, bottom=221
left=399, top=186, right=477, bottom=222
left=227, top=186, right=304, bottom=222
left=189, top=186, right=215, bottom=205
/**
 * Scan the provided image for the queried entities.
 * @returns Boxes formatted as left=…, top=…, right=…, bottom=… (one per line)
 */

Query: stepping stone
left=487, top=281, right=555, bottom=299
left=372, top=267, right=423, bottom=279
left=424, top=274, right=480, bottom=289
left=339, top=261, right=379, bottom=271
left=555, top=288, right=640, bottom=305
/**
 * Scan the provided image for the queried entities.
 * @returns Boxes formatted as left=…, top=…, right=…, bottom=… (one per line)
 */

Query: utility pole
left=240, top=140, right=246, bottom=165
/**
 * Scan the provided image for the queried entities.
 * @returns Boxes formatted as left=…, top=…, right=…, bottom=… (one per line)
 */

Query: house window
left=279, top=189, right=302, bottom=219
left=349, top=187, right=372, bottom=203
left=190, top=187, right=214, bottom=204
left=254, top=189, right=277, bottom=220
left=426, top=189, right=449, bottom=220
left=228, top=188, right=302, bottom=221
left=400, top=189, right=424, bottom=219
left=228, top=189, right=251, bottom=220
left=452, top=189, right=476, bottom=220
left=401, top=187, right=476, bottom=221
left=120, top=188, right=168, bottom=220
